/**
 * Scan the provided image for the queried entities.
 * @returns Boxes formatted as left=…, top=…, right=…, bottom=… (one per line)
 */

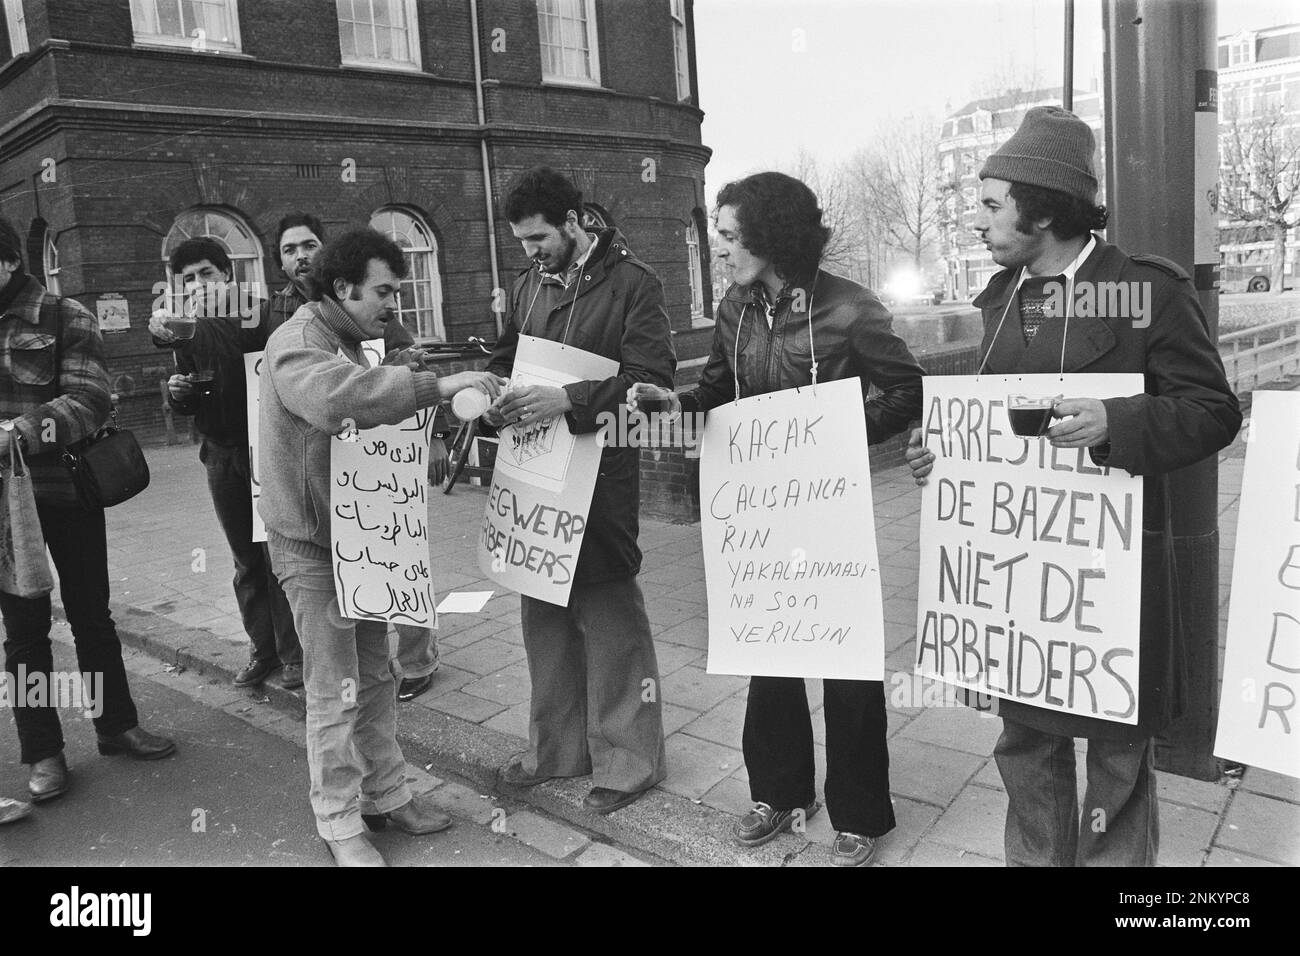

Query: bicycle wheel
left=443, top=417, right=479, bottom=494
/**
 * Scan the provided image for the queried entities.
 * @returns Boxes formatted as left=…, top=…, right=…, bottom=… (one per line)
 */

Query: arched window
left=370, top=206, right=445, bottom=341
left=685, top=217, right=704, bottom=321
left=163, top=207, right=266, bottom=299
left=43, top=229, right=60, bottom=296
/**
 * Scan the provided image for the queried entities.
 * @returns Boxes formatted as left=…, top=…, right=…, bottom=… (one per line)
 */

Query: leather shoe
left=397, top=673, right=435, bottom=702
left=363, top=792, right=452, bottom=835
left=734, top=800, right=820, bottom=847
left=0, top=796, right=33, bottom=825
left=499, top=757, right=552, bottom=790
left=96, top=726, right=176, bottom=760
left=28, top=754, right=69, bottom=802
left=832, top=831, right=877, bottom=867
left=234, top=656, right=279, bottom=687
left=324, top=833, right=387, bottom=867
left=583, top=786, right=648, bottom=815
left=273, top=663, right=304, bottom=690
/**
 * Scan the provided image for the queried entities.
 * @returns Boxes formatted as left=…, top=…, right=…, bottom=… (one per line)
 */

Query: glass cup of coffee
left=162, top=290, right=198, bottom=339
left=189, top=370, right=217, bottom=401
left=1007, top=394, right=1063, bottom=437
left=631, top=382, right=675, bottom=415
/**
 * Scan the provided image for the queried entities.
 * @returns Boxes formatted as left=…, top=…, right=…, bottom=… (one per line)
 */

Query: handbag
left=0, top=439, right=55, bottom=598
left=48, top=294, right=151, bottom=508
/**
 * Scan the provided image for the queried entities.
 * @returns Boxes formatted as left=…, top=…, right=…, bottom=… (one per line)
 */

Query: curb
left=89, top=600, right=811, bottom=867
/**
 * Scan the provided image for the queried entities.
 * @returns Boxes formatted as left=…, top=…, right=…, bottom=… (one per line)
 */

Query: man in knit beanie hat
left=905, top=108, right=1240, bottom=866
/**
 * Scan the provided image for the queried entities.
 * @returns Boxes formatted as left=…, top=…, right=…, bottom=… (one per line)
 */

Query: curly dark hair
left=1009, top=182, right=1108, bottom=240
left=715, top=172, right=831, bottom=281
left=275, top=212, right=325, bottom=250
left=310, top=227, right=407, bottom=302
left=169, top=237, right=232, bottom=277
left=504, top=166, right=583, bottom=228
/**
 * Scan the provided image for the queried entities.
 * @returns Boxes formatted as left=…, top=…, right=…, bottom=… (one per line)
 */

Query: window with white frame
left=670, top=0, right=690, bottom=101
left=337, top=0, right=421, bottom=70
left=4, top=0, right=29, bottom=56
left=43, top=229, right=60, bottom=296
left=129, top=0, right=242, bottom=52
left=370, top=207, right=446, bottom=341
left=685, top=217, right=704, bottom=321
left=162, top=207, right=265, bottom=301
left=537, top=0, right=600, bottom=85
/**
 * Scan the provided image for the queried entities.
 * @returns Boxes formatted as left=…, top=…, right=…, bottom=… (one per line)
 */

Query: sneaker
left=734, top=800, right=820, bottom=847
left=273, top=663, right=304, bottom=690
left=234, top=657, right=279, bottom=687
left=831, top=831, right=877, bottom=867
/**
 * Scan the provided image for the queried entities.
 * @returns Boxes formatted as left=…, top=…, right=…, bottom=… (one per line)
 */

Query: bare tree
left=1220, top=104, right=1300, bottom=294
left=846, top=115, right=945, bottom=270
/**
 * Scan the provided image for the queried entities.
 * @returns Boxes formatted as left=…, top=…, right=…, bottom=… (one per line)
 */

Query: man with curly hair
left=647, top=172, right=924, bottom=865
left=905, top=107, right=1240, bottom=866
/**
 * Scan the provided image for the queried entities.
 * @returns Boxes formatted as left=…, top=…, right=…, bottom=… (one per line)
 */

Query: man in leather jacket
left=662, top=172, right=924, bottom=865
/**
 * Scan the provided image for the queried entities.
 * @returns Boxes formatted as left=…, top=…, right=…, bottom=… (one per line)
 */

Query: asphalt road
left=0, top=631, right=560, bottom=868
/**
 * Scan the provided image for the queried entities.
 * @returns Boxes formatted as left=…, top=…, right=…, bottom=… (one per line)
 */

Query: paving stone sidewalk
left=90, top=411, right=1299, bottom=867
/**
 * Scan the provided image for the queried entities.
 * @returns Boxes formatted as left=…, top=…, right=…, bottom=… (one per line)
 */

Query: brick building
left=1217, top=22, right=1300, bottom=292
left=0, top=0, right=713, bottom=435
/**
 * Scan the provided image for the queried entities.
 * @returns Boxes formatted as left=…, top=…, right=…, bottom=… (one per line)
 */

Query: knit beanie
left=979, top=106, right=1098, bottom=203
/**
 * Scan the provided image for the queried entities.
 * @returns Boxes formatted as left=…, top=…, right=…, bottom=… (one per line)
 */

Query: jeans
left=269, top=542, right=411, bottom=840
left=201, top=439, right=300, bottom=667
left=742, top=677, right=896, bottom=837
left=394, top=624, right=438, bottom=679
left=994, top=718, right=1159, bottom=866
left=1, top=501, right=138, bottom=764
left=518, top=577, right=666, bottom=793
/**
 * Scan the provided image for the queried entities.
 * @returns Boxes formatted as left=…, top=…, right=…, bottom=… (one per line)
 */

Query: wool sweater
left=258, top=297, right=440, bottom=560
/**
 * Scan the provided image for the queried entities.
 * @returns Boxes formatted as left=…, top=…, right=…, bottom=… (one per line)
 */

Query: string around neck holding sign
left=732, top=271, right=820, bottom=401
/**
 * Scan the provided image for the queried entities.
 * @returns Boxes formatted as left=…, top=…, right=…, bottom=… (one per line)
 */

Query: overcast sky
left=694, top=0, right=1299, bottom=204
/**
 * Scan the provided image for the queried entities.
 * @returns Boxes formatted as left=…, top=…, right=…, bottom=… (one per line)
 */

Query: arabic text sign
left=700, top=378, right=884, bottom=680
left=478, top=335, right=617, bottom=606
left=332, top=407, right=437, bottom=626
left=1216, top=392, right=1300, bottom=779
left=245, top=351, right=267, bottom=543
left=915, top=374, right=1145, bottom=723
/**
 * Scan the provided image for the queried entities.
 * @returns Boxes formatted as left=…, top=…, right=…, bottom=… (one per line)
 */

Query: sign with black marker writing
left=1216, top=391, right=1300, bottom=779
left=915, top=374, right=1144, bottom=723
left=478, top=335, right=617, bottom=606
left=700, top=377, right=884, bottom=680
left=330, top=340, right=436, bottom=626
left=245, top=351, right=266, bottom=543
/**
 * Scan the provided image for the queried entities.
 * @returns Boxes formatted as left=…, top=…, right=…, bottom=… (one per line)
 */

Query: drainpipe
left=469, top=0, right=504, bottom=338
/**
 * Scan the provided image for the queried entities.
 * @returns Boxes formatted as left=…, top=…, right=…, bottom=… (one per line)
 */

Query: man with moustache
left=260, top=227, right=502, bottom=865
left=262, top=213, right=447, bottom=702
left=904, top=107, right=1240, bottom=866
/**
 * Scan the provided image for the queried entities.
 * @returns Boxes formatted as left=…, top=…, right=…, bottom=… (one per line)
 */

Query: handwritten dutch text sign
left=478, top=335, right=617, bottom=606
left=245, top=351, right=266, bottom=543
left=915, top=374, right=1144, bottom=723
left=1216, top=391, right=1300, bottom=779
left=701, top=377, right=884, bottom=680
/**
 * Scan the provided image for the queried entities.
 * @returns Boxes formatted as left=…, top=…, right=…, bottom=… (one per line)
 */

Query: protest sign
left=329, top=338, right=438, bottom=626
left=331, top=405, right=438, bottom=627
left=245, top=351, right=266, bottom=543
left=915, top=374, right=1145, bottom=723
left=700, top=377, right=884, bottom=680
left=1216, top=391, right=1300, bottom=779
left=478, top=335, right=617, bottom=606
